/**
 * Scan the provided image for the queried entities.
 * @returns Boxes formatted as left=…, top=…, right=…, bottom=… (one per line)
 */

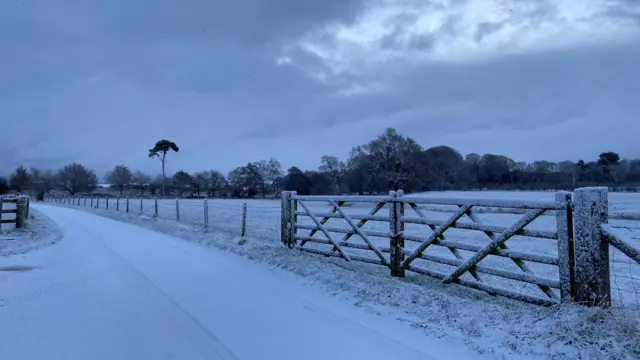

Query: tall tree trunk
left=161, top=152, right=166, bottom=196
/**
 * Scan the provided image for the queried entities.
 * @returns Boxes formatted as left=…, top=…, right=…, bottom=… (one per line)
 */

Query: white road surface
left=0, top=205, right=475, bottom=360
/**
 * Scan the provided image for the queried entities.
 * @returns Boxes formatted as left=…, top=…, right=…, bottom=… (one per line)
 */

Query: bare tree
left=55, top=163, right=98, bottom=195
left=131, top=171, right=151, bottom=196
left=30, top=168, right=54, bottom=200
left=9, top=165, right=30, bottom=193
left=171, top=171, right=193, bottom=197
left=318, top=155, right=345, bottom=194
left=206, top=170, right=226, bottom=197
left=148, top=139, right=179, bottom=196
left=106, top=165, right=133, bottom=195
left=0, top=177, right=9, bottom=195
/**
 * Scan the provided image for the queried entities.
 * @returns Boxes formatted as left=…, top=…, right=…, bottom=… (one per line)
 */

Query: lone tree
left=55, top=163, right=98, bottom=195
left=106, top=165, right=133, bottom=195
left=148, top=139, right=179, bottom=196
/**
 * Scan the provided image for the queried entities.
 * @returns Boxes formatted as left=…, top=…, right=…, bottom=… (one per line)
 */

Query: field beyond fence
left=46, top=189, right=640, bottom=312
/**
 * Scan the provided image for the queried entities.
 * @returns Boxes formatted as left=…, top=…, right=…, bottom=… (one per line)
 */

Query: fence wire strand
left=609, top=220, right=640, bottom=311
left=66, top=197, right=282, bottom=242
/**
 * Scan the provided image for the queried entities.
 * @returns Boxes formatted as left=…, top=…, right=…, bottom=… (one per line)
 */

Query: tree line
left=1, top=129, right=638, bottom=199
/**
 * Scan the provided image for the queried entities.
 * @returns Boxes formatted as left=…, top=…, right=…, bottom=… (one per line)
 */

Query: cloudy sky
left=1, top=0, right=639, bottom=177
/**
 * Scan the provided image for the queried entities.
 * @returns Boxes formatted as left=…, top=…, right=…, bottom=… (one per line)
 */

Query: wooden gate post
left=204, top=199, right=209, bottom=229
left=0, top=198, right=3, bottom=231
left=154, top=197, right=158, bottom=218
left=555, top=191, right=574, bottom=302
left=572, top=187, right=610, bottom=307
left=281, top=191, right=293, bottom=247
left=176, top=198, right=180, bottom=222
left=241, top=203, right=247, bottom=238
left=15, top=198, right=26, bottom=228
left=389, top=190, right=405, bottom=277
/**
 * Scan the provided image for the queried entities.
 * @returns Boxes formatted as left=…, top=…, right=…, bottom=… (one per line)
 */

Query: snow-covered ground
left=49, top=191, right=640, bottom=359
left=0, top=205, right=477, bottom=360
left=0, top=207, right=62, bottom=257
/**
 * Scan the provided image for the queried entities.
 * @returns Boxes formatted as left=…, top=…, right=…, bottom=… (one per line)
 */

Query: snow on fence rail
left=282, top=187, right=640, bottom=309
left=0, top=197, right=29, bottom=229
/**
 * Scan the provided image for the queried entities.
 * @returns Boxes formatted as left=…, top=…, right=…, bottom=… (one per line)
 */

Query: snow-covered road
left=0, top=205, right=472, bottom=360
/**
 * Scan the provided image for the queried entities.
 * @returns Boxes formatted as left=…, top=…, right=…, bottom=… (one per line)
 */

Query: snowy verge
left=0, top=208, right=63, bottom=257
left=46, top=203, right=640, bottom=360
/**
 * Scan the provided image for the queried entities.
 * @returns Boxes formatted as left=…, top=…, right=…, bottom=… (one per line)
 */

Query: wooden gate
left=281, top=190, right=572, bottom=306
left=0, top=197, right=29, bottom=229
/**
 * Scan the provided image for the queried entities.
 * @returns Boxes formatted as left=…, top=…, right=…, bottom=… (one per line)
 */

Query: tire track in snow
left=67, top=218, right=242, bottom=360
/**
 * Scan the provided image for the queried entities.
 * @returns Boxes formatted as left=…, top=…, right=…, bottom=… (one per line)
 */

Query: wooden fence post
left=281, top=191, right=293, bottom=247
left=105, top=196, right=109, bottom=209
left=126, top=197, right=130, bottom=213
left=389, top=190, right=405, bottom=277
left=140, top=198, right=143, bottom=213
left=555, top=191, right=575, bottom=302
left=154, top=197, right=158, bottom=218
left=26, top=198, right=30, bottom=218
left=176, top=198, right=180, bottom=222
left=84, top=197, right=87, bottom=206
left=204, top=199, right=209, bottom=229
left=572, top=187, right=610, bottom=307
left=116, top=197, right=120, bottom=211
left=15, top=198, right=26, bottom=229
left=289, top=191, right=298, bottom=247
left=241, top=203, right=247, bottom=238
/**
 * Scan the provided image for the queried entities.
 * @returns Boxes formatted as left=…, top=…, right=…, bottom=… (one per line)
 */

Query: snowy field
left=48, top=190, right=640, bottom=358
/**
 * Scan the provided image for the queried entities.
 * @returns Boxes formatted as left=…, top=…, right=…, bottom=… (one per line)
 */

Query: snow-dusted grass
left=48, top=190, right=640, bottom=359
left=0, top=208, right=62, bottom=257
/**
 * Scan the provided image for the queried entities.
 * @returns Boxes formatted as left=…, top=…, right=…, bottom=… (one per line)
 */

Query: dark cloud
left=0, top=0, right=639, bottom=176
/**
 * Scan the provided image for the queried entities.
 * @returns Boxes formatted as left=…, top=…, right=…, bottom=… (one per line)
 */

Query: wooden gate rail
left=282, top=190, right=571, bottom=305
left=601, top=224, right=640, bottom=265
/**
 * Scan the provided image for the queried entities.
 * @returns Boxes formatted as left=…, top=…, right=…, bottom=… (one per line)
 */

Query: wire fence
left=608, top=220, right=640, bottom=311
left=49, top=196, right=283, bottom=242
